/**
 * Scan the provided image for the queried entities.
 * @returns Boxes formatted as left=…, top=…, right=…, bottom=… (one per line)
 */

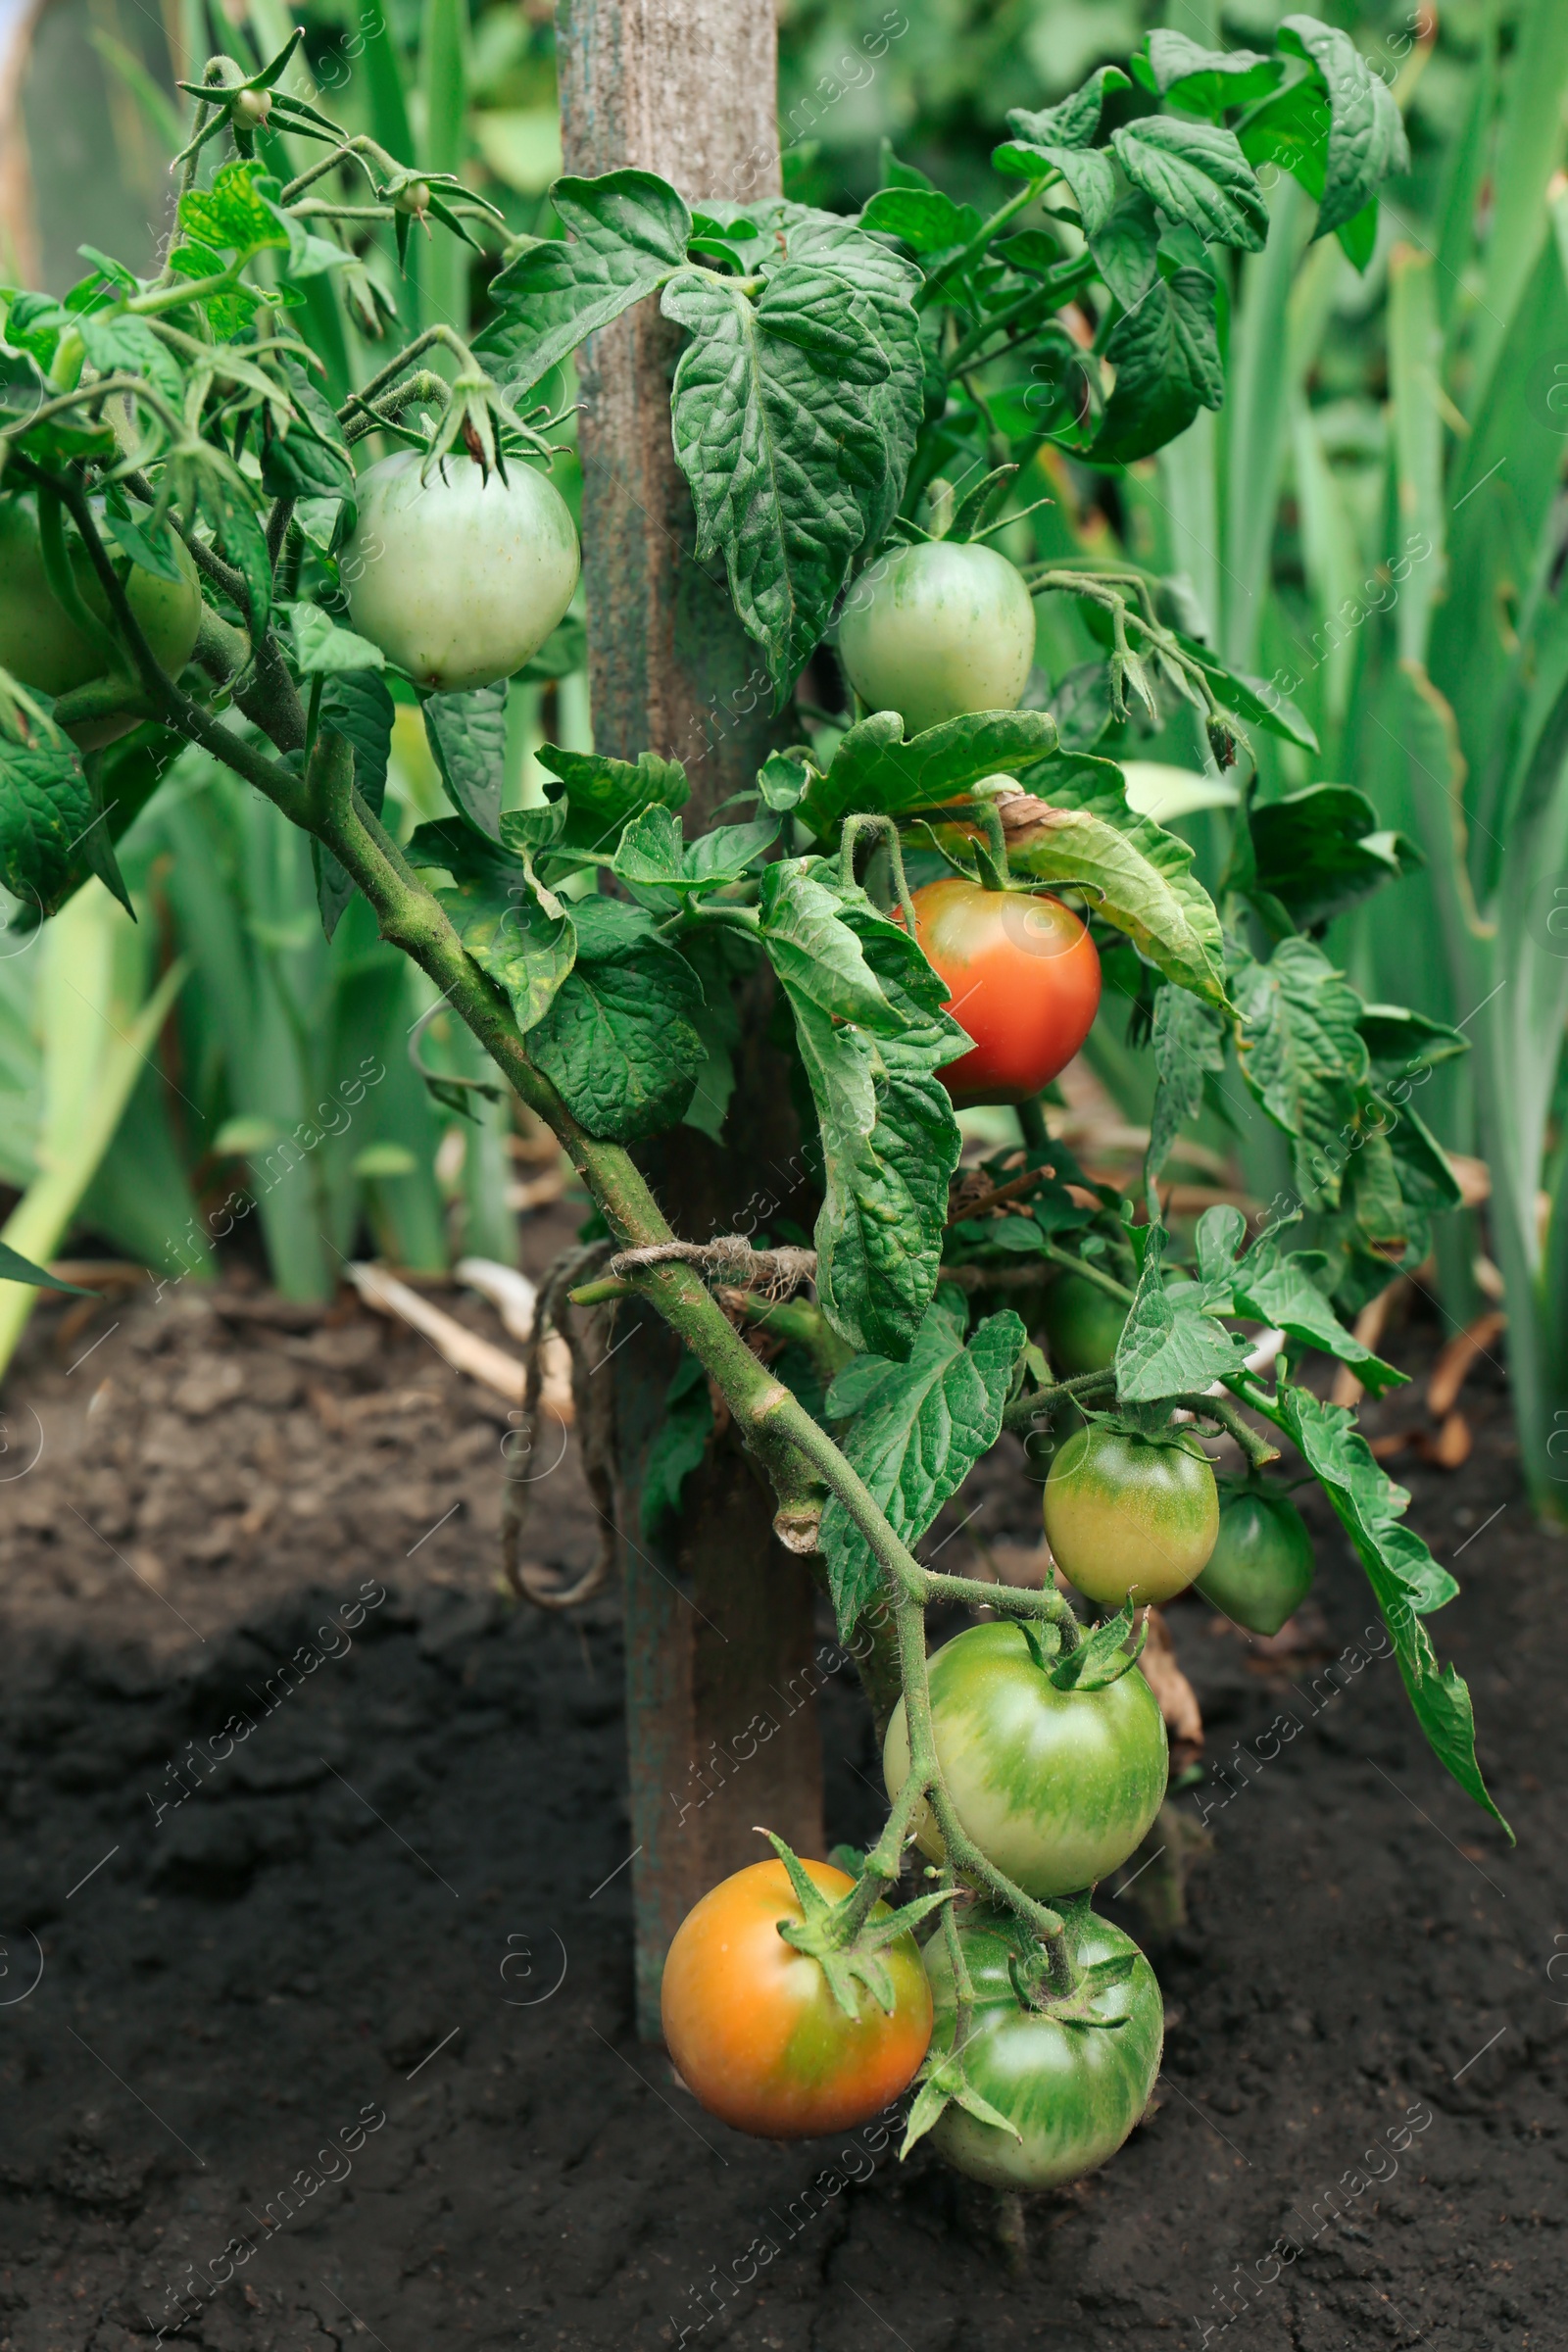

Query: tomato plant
left=1044, top=1423, right=1219, bottom=1608
left=660, top=1850, right=933, bottom=2138
left=0, top=9, right=1509, bottom=2201
left=904, top=876, right=1101, bottom=1105
left=1196, top=1484, right=1316, bottom=1636
left=915, top=1903, right=1163, bottom=2188
left=882, top=1617, right=1167, bottom=1898
left=837, top=541, right=1036, bottom=737
left=343, top=454, right=579, bottom=693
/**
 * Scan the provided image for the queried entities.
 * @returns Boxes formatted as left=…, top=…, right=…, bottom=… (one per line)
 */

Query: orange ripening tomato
left=904, top=876, right=1102, bottom=1106
left=660, top=1857, right=933, bottom=2139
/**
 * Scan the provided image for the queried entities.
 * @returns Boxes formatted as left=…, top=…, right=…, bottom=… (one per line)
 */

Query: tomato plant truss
left=0, top=18, right=1508, bottom=2181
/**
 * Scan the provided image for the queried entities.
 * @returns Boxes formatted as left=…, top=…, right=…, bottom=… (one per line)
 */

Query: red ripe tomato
left=906, top=876, right=1101, bottom=1105
left=660, top=1857, right=932, bottom=2138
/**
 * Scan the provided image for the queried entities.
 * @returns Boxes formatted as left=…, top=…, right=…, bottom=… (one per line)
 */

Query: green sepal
left=760, top=1829, right=951, bottom=2022
left=900, top=2047, right=1022, bottom=2159
left=1046, top=1597, right=1145, bottom=1691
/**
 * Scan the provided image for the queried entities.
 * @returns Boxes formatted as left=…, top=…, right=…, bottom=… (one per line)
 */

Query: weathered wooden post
left=555, top=0, right=825, bottom=2039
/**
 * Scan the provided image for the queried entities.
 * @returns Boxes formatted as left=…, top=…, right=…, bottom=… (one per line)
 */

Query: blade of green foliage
left=1193, top=1205, right=1404, bottom=1396
left=289, top=604, right=384, bottom=675
left=473, top=172, right=692, bottom=395
left=760, top=857, right=914, bottom=1033
left=1089, top=193, right=1160, bottom=312
left=1276, top=15, right=1411, bottom=237
left=1231, top=938, right=1368, bottom=1200
left=423, top=685, right=508, bottom=840
left=612, top=805, right=777, bottom=894
left=799, top=710, right=1060, bottom=840
left=1115, top=1221, right=1250, bottom=1401
left=992, top=138, right=1116, bottom=239
left=1246, top=784, right=1422, bottom=933
left=74, top=312, right=184, bottom=407
left=439, top=861, right=575, bottom=1036
left=1172, top=635, right=1318, bottom=750
left=0, top=1239, right=88, bottom=1292
left=313, top=670, right=394, bottom=940
left=1091, top=267, right=1223, bottom=466
left=641, top=1354, right=715, bottom=1540
left=1147, top=983, right=1228, bottom=1186
left=0, top=722, right=105, bottom=918
left=1131, top=29, right=1283, bottom=117
left=662, top=264, right=896, bottom=700
left=535, top=742, right=690, bottom=855
left=858, top=187, right=982, bottom=253
left=819, top=1293, right=1025, bottom=1638
left=526, top=897, right=707, bottom=1143
left=1109, top=118, right=1267, bottom=251
left=1276, top=1386, right=1508, bottom=1833
left=998, top=755, right=1229, bottom=1006
left=260, top=359, right=355, bottom=501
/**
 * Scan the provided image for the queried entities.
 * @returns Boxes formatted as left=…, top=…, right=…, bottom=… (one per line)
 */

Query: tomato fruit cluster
left=1045, top=1424, right=1219, bottom=1608
left=343, top=454, right=579, bottom=692
left=660, top=1856, right=932, bottom=2139
left=881, top=1620, right=1166, bottom=1898
left=921, top=1905, right=1163, bottom=2188
left=906, top=876, right=1102, bottom=1106
left=1196, top=1485, right=1315, bottom=1635
left=0, top=492, right=203, bottom=746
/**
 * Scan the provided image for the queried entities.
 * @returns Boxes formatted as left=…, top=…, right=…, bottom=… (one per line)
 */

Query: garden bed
left=0, top=1252, right=1557, bottom=2352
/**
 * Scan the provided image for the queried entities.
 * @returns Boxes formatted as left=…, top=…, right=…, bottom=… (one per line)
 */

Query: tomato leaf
left=988, top=754, right=1229, bottom=1007
left=261, top=358, right=355, bottom=502
left=992, top=141, right=1116, bottom=239
left=1108, top=118, right=1268, bottom=252
left=288, top=603, right=384, bottom=676
left=312, top=670, right=395, bottom=940
left=526, top=896, right=708, bottom=1142
left=473, top=172, right=692, bottom=397
left=1231, top=938, right=1369, bottom=1205
left=1115, top=1221, right=1250, bottom=1401
left=535, top=741, right=689, bottom=856
left=1089, top=193, right=1160, bottom=313
left=0, top=713, right=101, bottom=918
left=819, top=1292, right=1024, bottom=1638
left=612, top=804, right=778, bottom=894
left=760, top=856, right=911, bottom=1033
left=1171, top=633, right=1318, bottom=752
left=1090, top=266, right=1223, bottom=466
left=1005, top=68, right=1132, bottom=153
left=423, top=684, right=508, bottom=842
left=640, top=1353, right=714, bottom=1540
left=1275, top=14, right=1411, bottom=238
left=101, top=488, right=186, bottom=586
left=1276, top=1385, right=1509, bottom=1835
left=1147, top=982, right=1228, bottom=1187
left=798, top=709, right=1060, bottom=841
left=1130, top=29, right=1284, bottom=118
left=74, top=311, right=185, bottom=409
left=858, top=186, right=983, bottom=253
left=1247, top=783, right=1422, bottom=932
left=1193, top=1205, right=1406, bottom=1396
left=441, top=863, right=576, bottom=1035
left=662, top=264, right=897, bottom=702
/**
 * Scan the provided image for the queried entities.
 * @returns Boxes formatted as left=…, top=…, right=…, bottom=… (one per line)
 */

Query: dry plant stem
left=59, top=520, right=1079, bottom=1982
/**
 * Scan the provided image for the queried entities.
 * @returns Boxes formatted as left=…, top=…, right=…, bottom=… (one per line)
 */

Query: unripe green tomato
left=1043, top=1424, right=1218, bottom=1609
left=882, top=1619, right=1167, bottom=1900
left=0, top=493, right=202, bottom=747
left=1195, top=1488, right=1315, bottom=1636
left=922, top=1905, right=1163, bottom=2189
left=837, top=541, right=1036, bottom=736
left=342, top=454, right=580, bottom=692
left=1041, top=1269, right=1125, bottom=1378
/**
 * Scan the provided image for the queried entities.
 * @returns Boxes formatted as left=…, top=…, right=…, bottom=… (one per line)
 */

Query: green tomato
left=882, top=1619, right=1167, bottom=1900
left=922, top=1904, right=1163, bottom=2189
left=837, top=541, right=1036, bottom=736
left=1044, top=1424, right=1218, bottom=1609
left=0, top=492, right=202, bottom=747
left=1041, top=1269, right=1125, bottom=1378
left=1195, top=1487, right=1315, bottom=1636
left=342, top=453, right=580, bottom=692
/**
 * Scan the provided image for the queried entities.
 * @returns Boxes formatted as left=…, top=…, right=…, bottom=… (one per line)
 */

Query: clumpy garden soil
left=0, top=1231, right=1560, bottom=2352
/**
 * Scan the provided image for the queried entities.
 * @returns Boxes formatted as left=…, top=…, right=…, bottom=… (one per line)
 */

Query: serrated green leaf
left=1231, top=939, right=1368, bottom=1205
left=1147, top=982, right=1227, bottom=1187
left=1248, top=783, right=1421, bottom=931
left=289, top=603, right=385, bottom=676
left=1276, top=14, right=1411, bottom=237
left=0, top=717, right=98, bottom=918
left=1276, top=1385, right=1507, bottom=1833
left=526, top=896, right=707, bottom=1142
left=858, top=187, right=982, bottom=253
left=536, top=741, right=689, bottom=855
left=612, top=805, right=778, bottom=894
left=760, top=857, right=908, bottom=1032
left=1089, top=192, right=1160, bottom=312
left=178, top=159, right=287, bottom=257
left=982, top=754, right=1229, bottom=1006
left=1004, top=68, right=1132, bottom=152
left=1193, top=1205, right=1405, bottom=1396
left=992, top=141, right=1116, bottom=239
left=261, top=357, right=355, bottom=502
left=1114, top=1220, right=1250, bottom=1400
left=1109, top=117, right=1267, bottom=251
left=439, top=855, right=575, bottom=1035
left=1091, top=266, right=1223, bottom=466
left=1131, top=29, right=1284, bottom=117
left=1356, top=1004, right=1468, bottom=1085
left=75, top=311, right=185, bottom=408
left=798, top=709, right=1060, bottom=841
left=424, top=685, right=508, bottom=841
left=473, top=171, right=692, bottom=396
left=100, top=490, right=185, bottom=586
left=819, top=1293, right=1024, bottom=1637
left=662, top=264, right=894, bottom=700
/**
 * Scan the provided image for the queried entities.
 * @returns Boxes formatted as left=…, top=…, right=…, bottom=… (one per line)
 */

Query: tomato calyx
left=760, top=1831, right=954, bottom=2021
left=1020, top=1596, right=1147, bottom=1692
left=899, top=2042, right=1020, bottom=2159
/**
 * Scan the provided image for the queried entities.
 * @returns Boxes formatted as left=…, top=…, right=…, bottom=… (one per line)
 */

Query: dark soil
left=0, top=1241, right=1559, bottom=2352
